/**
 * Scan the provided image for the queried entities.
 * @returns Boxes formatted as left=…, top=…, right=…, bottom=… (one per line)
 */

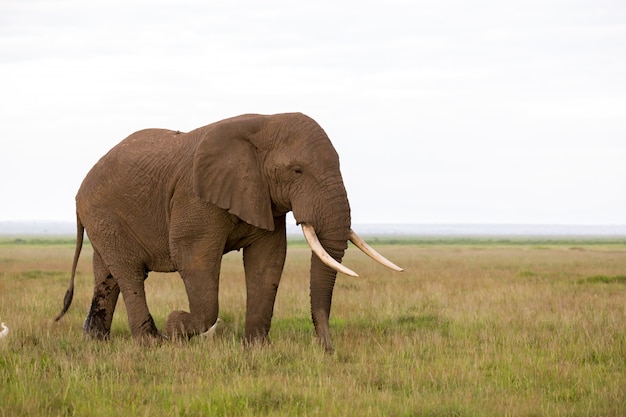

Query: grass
left=1, top=237, right=625, bottom=416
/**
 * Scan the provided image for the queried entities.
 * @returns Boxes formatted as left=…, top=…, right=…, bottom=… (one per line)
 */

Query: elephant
left=55, top=112, right=402, bottom=352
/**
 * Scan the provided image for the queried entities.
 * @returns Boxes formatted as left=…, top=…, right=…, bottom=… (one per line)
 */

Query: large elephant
left=55, top=112, right=402, bottom=352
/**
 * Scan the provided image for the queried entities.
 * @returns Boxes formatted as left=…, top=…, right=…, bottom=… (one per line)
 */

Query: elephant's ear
left=192, top=116, right=275, bottom=231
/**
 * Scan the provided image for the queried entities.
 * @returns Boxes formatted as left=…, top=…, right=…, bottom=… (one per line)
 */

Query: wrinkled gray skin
left=57, top=113, right=352, bottom=351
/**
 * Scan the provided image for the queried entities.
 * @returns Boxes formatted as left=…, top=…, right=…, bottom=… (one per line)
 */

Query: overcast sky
left=1, top=0, right=625, bottom=225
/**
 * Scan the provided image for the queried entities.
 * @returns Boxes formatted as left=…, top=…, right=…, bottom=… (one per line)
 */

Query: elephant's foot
left=243, top=325, right=272, bottom=349
left=165, top=310, right=189, bottom=339
left=135, top=331, right=168, bottom=346
left=243, top=334, right=271, bottom=350
left=131, top=314, right=165, bottom=343
left=86, top=311, right=164, bottom=342
left=83, top=312, right=111, bottom=340
left=83, top=322, right=110, bottom=340
left=166, top=310, right=223, bottom=340
left=166, top=310, right=207, bottom=339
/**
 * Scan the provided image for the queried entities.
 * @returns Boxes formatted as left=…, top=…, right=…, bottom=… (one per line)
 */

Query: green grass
left=578, top=275, right=626, bottom=284
left=1, top=238, right=625, bottom=416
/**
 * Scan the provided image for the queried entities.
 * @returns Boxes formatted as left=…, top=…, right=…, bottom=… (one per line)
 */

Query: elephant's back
left=75, top=128, right=195, bottom=270
left=78, top=128, right=192, bottom=198
left=104, top=128, right=191, bottom=165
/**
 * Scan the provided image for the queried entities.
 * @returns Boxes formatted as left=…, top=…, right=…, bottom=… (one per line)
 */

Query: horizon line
left=2, top=221, right=626, bottom=237
left=1, top=220, right=626, bottom=226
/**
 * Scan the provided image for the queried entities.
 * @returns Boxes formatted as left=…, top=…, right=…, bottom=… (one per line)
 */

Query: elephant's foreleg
left=242, top=219, right=287, bottom=346
left=84, top=250, right=120, bottom=339
left=166, top=252, right=222, bottom=339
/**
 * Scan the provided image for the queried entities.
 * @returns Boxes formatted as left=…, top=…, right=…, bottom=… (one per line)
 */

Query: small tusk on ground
left=200, top=318, right=224, bottom=339
left=0, top=322, right=8, bottom=339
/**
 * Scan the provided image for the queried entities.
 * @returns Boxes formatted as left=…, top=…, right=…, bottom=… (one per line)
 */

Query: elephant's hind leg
left=115, top=266, right=163, bottom=341
left=84, top=249, right=120, bottom=339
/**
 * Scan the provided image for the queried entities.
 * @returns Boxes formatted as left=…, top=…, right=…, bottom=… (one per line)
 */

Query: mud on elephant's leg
left=84, top=250, right=120, bottom=339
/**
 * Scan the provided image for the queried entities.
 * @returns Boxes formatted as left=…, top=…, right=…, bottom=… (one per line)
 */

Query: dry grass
left=1, top=238, right=625, bottom=416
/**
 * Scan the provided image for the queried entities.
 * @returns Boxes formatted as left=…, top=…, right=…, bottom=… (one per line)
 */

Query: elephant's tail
left=54, top=212, right=84, bottom=322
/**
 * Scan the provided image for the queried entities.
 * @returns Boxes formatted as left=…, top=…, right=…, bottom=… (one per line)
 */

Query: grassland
left=0, top=236, right=625, bottom=416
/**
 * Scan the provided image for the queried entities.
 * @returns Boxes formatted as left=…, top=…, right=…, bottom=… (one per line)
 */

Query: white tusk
left=200, top=318, right=224, bottom=339
left=349, top=229, right=404, bottom=272
left=0, top=322, right=8, bottom=339
left=301, top=223, right=359, bottom=277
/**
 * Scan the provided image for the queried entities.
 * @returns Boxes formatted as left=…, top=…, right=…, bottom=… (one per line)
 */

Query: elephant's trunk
left=309, top=231, right=348, bottom=352
left=295, top=169, right=402, bottom=351
left=291, top=177, right=350, bottom=352
left=302, top=223, right=404, bottom=352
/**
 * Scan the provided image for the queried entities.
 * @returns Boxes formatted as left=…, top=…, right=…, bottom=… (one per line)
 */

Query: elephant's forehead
left=291, top=135, right=338, bottom=157
left=269, top=141, right=340, bottom=170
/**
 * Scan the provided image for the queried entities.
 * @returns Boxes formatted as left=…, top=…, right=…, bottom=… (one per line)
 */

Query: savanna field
left=0, top=237, right=624, bottom=416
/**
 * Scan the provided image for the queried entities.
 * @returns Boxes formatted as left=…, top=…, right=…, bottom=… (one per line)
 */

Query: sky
left=1, top=0, right=625, bottom=226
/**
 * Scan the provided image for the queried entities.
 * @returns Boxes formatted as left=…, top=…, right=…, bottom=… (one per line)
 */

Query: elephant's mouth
left=300, top=223, right=404, bottom=276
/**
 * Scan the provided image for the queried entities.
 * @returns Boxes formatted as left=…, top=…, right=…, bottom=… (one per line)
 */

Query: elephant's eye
left=292, top=166, right=303, bottom=176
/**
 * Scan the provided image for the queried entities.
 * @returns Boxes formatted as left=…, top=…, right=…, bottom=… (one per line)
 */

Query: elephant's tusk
left=301, top=224, right=359, bottom=277
left=0, top=322, right=8, bottom=339
left=200, top=318, right=224, bottom=339
left=349, top=230, right=404, bottom=272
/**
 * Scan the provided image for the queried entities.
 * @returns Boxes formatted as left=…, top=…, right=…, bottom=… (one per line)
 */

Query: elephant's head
left=191, top=112, right=402, bottom=351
